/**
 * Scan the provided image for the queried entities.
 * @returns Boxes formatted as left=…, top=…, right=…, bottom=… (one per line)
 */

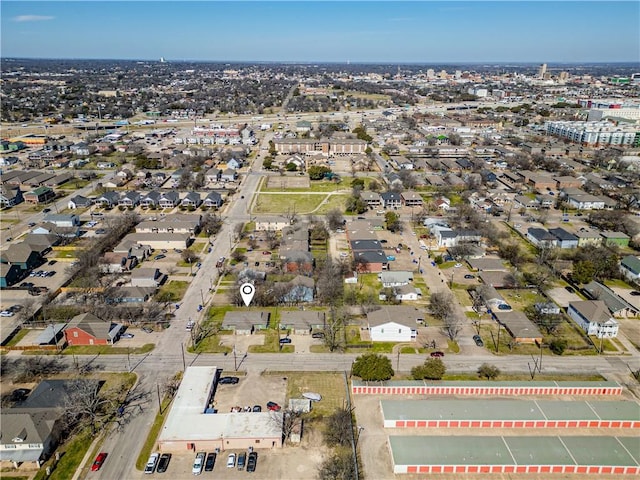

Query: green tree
left=308, top=165, right=331, bottom=180
left=352, top=125, right=372, bottom=142
left=285, top=162, right=297, bottom=171
left=549, top=338, right=567, bottom=355
left=262, top=157, right=273, bottom=170
left=384, top=211, right=401, bottom=232
left=477, top=363, right=501, bottom=380
left=411, top=358, right=446, bottom=380
left=351, top=178, right=365, bottom=189
left=572, top=260, right=595, bottom=284
left=352, top=353, right=394, bottom=381
left=345, top=196, right=367, bottom=214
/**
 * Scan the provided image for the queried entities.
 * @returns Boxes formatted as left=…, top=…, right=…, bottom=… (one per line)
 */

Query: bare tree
left=323, top=307, right=348, bottom=352
left=276, top=409, right=304, bottom=442
left=442, top=314, right=463, bottom=341
left=326, top=209, right=345, bottom=231
left=64, top=380, right=113, bottom=435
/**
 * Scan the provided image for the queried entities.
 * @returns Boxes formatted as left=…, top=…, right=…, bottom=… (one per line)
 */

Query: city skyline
left=1, top=1, right=639, bottom=63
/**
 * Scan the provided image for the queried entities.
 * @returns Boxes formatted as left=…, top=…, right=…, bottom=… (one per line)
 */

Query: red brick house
left=64, top=313, right=123, bottom=346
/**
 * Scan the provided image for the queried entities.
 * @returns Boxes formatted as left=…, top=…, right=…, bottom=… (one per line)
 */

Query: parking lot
left=133, top=371, right=327, bottom=479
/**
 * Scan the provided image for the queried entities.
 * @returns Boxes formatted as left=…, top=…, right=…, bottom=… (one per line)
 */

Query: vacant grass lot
left=262, top=180, right=346, bottom=193
left=249, top=329, right=294, bottom=353
left=314, top=194, right=347, bottom=214
left=283, top=372, right=346, bottom=418
left=154, top=280, right=189, bottom=302
left=253, top=193, right=329, bottom=214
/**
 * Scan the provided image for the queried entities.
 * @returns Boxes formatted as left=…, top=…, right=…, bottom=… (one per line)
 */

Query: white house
left=620, top=255, right=640, bottom=283
left=567, top=300, right=619, bottom=338
left=378, top=271, right=414, bottom=288
left=566, top=193, right=605, bottom=210
left=366, top=306, right=423, bottom=342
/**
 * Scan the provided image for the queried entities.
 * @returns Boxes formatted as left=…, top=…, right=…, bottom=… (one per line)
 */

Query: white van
left=144, top=452, right=159, bottom=474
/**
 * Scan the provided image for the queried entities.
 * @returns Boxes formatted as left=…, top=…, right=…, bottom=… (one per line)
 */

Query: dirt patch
left=266, top=176, right=310, bottom=189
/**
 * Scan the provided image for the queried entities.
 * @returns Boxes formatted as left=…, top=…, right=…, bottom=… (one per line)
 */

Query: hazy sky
left=2, top=1, right=639, bottom=63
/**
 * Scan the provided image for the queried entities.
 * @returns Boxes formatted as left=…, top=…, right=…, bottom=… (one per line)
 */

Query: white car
left=454, top=263, right=463, bottom=268
left=192, top=451, right=205, bottom=475
left=227, top=453, right=236, bottom=468
left=144, top=452, right=159, bottom=474
left=0, top=310, right=15, bottom=317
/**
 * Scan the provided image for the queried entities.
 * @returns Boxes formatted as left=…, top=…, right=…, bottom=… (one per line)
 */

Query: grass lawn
left=253, top=193, right=329, bottom=214
left=283, top=372, right=346, bottom=418
left=604, top=279, right=633, bottom=289
left=62, top=344, right=155, bottom=355
left=262, top=181, right=344, bottom=193
left=3, top=328, right=29, bottom=347
left=315, top=194, right=347, bottom=214
left=55, top=250, right=78, bottom=259
left=33, top=429, right=94, bottom=480
left=249, top=329, right=294, bottom=353
left=135, top=397, right=174, bottom=471
left=188, top=333, right=231, bottom=354
left=442, top=372, right=606, bottom=381
left=154, top=280, right=189, bottom=302
left=500, top=289, right=546, bottom=310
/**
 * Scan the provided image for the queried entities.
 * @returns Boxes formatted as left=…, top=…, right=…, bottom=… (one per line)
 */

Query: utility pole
left=181, top=343, right=186, bottom=372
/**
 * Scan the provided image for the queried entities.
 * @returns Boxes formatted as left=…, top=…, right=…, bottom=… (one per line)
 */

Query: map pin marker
left=240, top=283, right=255, bottom=307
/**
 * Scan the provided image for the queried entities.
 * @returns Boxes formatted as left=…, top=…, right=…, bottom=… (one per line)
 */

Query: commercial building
left=158, top=367, right=282, bottom=452
left=545, top=121, right=639, bottom=147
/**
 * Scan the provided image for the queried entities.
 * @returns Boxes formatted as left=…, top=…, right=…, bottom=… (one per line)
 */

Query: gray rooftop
left=381, top=399, right=640, bottom=422
left=389, top=436, right=640, bottom=468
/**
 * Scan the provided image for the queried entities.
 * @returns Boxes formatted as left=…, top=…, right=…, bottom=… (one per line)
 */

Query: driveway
left=547, top=287, right=582, bottom=308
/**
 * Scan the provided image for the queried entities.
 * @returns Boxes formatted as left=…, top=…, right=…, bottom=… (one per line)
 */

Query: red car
left=262, top=251, right=272, bottom=255
left=430, top=351, right=445, bottom=358
left=91, top=452, right=107, bottom=471
left=266, top=401, right=281, bottom=411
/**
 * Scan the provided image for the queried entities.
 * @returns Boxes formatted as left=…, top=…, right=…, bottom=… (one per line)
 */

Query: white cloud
left=13, top=15, right=55, bottom=23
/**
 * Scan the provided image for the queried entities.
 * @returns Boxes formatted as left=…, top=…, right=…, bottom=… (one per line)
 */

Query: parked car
left=157, top=453, right=171, bottom=473
left=0, top=310, right=15, bottom=317
left=454, top=263, right=463, bottom=268
left=312, top=332, right=325, bottom=339
left=95, top=229, right=106, bottom=234
left=237, top=452, right=247, bottom=470
left=204, top=452, right=216, bottom=471
left=42, top=208, right=51, bottom=213
left=219, top=376, right=239, bottom=385
left=279, top=337, right=292, bottom=344
left=142, top=326, right=153, bottom=333
left=247, top=452, right=258, bottom=472
left=565, top=286, right=575, bottom=293
left=10, top=388, right=31, bottom=402
left=630, top=291, right=640, bottom=296
left=473, top=335, right=484, bottom=347
left=144, top=452, right=159, bottom=474
left=252, top=405, right=262, bottom=412
left=267, top=401, right=281, bottom=411
left=227, top=453, right=236, bottom=468
left=91, top=452, right=108, bottom=472
left=430, top=351, right=445, bottom=358
left=121, top=333, right=135, bottom=339
left=464, top=274, right=475, bottom=279
left=154, top=254, right=166, bottom=260
left=262, top=251, right=271, bottom=255
left=192, top=451, right=205, bottom=475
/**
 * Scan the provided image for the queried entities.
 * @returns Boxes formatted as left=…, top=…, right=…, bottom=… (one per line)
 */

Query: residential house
left=566, top=193, right=605, bottom=210
left=202, top=191, right=223, bottom=209
left=282, top=250, right=314, bottom=274
left=0, top=243, right=42, bottom=271
left=478, top=285, right=511, bottom=312
left=535, top=194, right=555, bottom=209
left=0, top=263, right=22, bottom=288
left=492, top=311, right=543, bottom=344
left=526, top=228, right=558, bottom=248
left=554, top=176, right=583, bottom=190
left=600, top=231, right=630, bottom=247
left=514, top=195, right=539, bottom=210
left=567, top=300, right=619, bottom=338
left=0, top=185, right=23, bottom=208
left=436, top=229, right=482, bottom=248
left=366, top=306, right=424, bottom=342
left=221, top=168, right=238, bottom=182
left=279, top=310, right=325, bottom=335
left=119, top=232, right=190, bottom=250
left=99, top=252, right=135, bottom=274
left=130, top=268, right=166, bottom=288
left=43, top=214, right=80, bottom=228
left=546, top=227, right=578, bottom=249
left=582, top=281, right=639, bottom=318
left=94, top=191, right=120, bottom=209
left=70, top=142, right=92, bottom=156
left=384, top=284, right=421, bottom=301
left=158, top=191, right=180, bottom=208
left=64, top=312, right=123, bottom=346
left=281, top=275, right=315, bottom=304
left=109, top=286, right=155, bottom=303
left=434, top=196, right=451, bottom=211
left=180, top=192, right=202, bottom=208
left=478, top=271, right=518, bottom=288
left=67, top=195, right=92, bottom=209
left=205, top=168, right=222, bottom=183
left=118, top=191, right=141, bottom=208
left=140, top=190, right=162, bottom=208
left=575, top=229, right=603, bottom=247
left=227, top=158, right=242, bottom=170
left=360, top=191, right=382, bottom=208
left=354, top=250, right=388, bottom=273
left=23, top=186, right=55, bottom=205
left=620, top=256, right=640, bottom=283
left=221, top=311, right=270, bottom=335
left=400, top=191, right=423, bottom=207
left=378, top=271, right=414, bottom=288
